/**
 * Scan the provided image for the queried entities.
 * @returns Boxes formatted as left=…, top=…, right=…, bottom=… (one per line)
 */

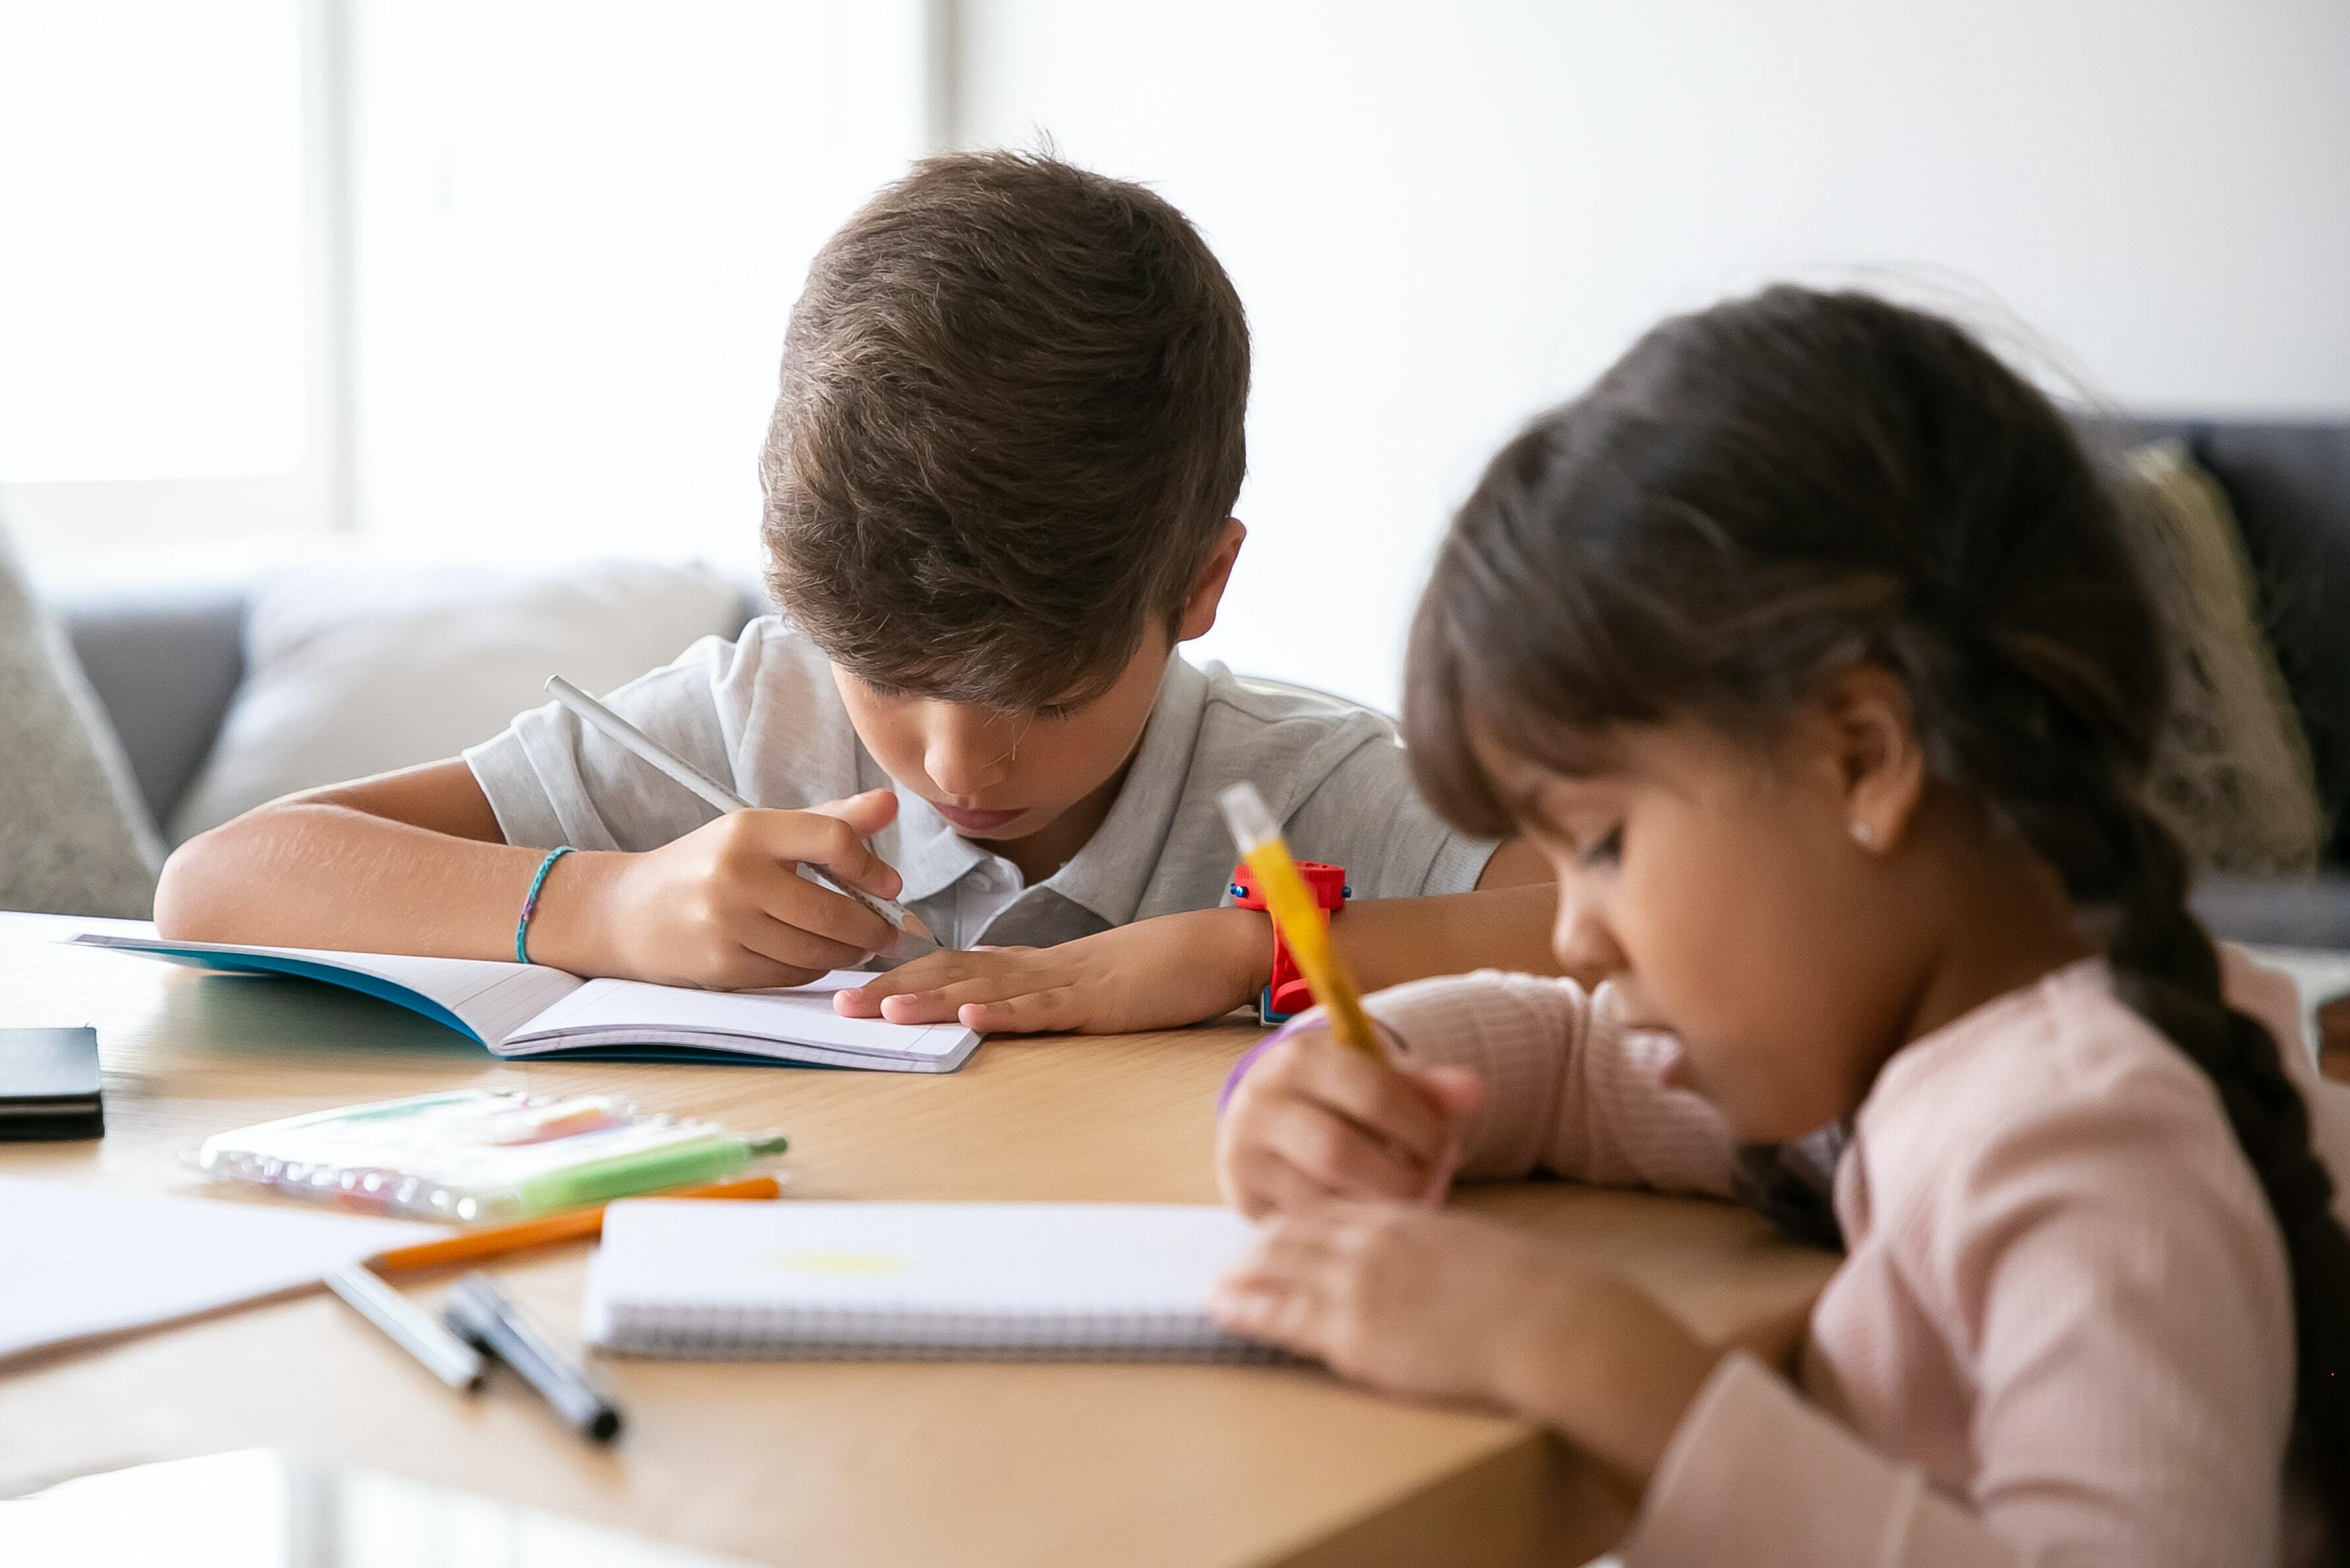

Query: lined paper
left=69, top=933, right=581, bottom=1047
left=69, top=934, right=978, bottom=1070
left=515, top=975, right=974, bottom=1064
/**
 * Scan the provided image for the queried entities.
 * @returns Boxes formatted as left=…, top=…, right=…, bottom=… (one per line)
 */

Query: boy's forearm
left=1334, top=883, right=1561, bottom=991
left=155, top=803, right=609, bottom=968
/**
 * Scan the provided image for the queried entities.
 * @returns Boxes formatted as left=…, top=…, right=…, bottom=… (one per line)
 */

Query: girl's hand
left=1208, top=1203, right=1717, bottom=1493
left=1216, top=1025, right=1484, bottom=1217
left=832, top=907, right=1269, bottom=1035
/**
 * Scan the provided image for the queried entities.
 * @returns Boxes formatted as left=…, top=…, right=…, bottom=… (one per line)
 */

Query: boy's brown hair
left=761, top=151, right=1250, bottom=709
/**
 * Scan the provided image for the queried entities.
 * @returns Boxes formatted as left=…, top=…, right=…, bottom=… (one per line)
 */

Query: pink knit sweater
left=1353, top=952, right=2350, bottom=1566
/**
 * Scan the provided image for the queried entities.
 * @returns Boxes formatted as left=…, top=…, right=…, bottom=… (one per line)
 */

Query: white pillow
left=169, top=560, right=748, bottom=842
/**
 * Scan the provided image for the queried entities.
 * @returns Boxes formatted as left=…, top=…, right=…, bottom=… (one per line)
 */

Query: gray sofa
left=49, top=418, right=2350, bottom=940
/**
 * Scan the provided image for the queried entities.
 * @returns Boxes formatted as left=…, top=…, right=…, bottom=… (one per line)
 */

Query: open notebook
left=69, top=931, right=979, bottom=1072
left=583, top=1201, right=1274, bottom=1361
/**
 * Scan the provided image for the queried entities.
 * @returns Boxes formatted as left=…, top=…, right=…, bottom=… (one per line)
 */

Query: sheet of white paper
left=0, top=1178, right=436, bottom=1364
left=590, top=1201, right=1258, bottom=1320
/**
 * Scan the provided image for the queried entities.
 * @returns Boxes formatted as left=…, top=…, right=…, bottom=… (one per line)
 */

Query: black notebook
left=0, top=1027, right=104, bottom=1140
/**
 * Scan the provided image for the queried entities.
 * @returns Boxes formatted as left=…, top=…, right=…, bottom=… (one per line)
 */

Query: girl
left=1207, top=287, right=2350, bottom=1564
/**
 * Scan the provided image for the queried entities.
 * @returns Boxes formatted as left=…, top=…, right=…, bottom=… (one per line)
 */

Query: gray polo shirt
left=463, top=618, right=1494, bottom=951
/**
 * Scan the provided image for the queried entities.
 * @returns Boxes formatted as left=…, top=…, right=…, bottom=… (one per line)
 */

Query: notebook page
left=69, top=933, right=581, bottom=1049
left=585, top=1201, right=1266, bottom=1358
left=0, top=1177, right=435, bottom=1364
left=510, top=975, right=973, bottom=1062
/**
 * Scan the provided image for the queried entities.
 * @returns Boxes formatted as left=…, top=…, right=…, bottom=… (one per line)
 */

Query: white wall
left=956, top=0, right=2350, bottom=711
left=349, top=1, right=929, bottom=570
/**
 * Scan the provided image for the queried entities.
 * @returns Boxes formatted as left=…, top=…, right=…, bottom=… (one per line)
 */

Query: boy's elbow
left=151, top=832, right=218, bottom=939
left=152, top=817, right=258, bottom=941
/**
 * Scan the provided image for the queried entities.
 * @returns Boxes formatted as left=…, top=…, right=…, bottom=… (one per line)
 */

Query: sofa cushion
left=59, top=581, right=247, bottom=832
left=2120, top=419, right=2350, bottom=865
left=2129, top=440, right=2324, bottom=875
left=0, top=523, right=163, bottom=916
left=167, top=559, right=747, bottom=842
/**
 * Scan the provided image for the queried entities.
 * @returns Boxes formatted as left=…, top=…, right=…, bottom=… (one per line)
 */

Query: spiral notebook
left=582, top=1200, right=1274, bottom=1361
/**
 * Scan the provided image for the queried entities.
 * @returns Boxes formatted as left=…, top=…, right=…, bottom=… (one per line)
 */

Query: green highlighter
left=192, top=1089, right=790, bottom=1224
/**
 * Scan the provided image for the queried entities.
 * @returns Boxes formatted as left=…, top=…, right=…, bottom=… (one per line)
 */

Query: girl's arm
left=1216, top=970, right=1741, bottom=1216
left=1621, top=1071, right=2297, bottom=1566
left=1363, top=970, right=1741, bottom=1194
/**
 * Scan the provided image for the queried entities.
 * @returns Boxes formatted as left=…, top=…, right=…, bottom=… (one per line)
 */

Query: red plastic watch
left=1229, top=861, right=1351, bottom=1024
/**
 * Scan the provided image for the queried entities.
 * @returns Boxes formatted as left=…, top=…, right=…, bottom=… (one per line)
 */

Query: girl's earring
left=1850, top=821, right=1878, bottom=851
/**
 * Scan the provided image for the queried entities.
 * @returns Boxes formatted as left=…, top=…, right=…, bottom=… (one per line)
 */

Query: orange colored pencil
left=368, top=1175, right=780, bottom=1273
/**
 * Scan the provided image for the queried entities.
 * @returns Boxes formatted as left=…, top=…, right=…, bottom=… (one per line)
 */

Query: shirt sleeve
left=1622, top=1354, right=2031, bottom=1568
left=1361, top=971, right=1741, bottom=1196
left=1628, top=1067, right=2296, bottom=1567
left=1279, top=732, right=1496, bottom=898
left=461, top=632, right=746, bottom=852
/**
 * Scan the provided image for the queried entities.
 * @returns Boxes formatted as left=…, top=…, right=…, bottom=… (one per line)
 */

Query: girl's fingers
left=1285, top=1043, right=1458, bottom=1171
left=1254, top=1097, right=1430, bottom=1202
left=1214, top=1218, right=1355, bottom=1350
left=1207, top=1279, right=1326, bottom=1354
left=1222, top=1146, right=1345, bottom=1220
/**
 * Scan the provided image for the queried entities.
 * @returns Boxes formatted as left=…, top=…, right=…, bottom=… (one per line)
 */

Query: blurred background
left=3, top=0, right=2347, bottom=825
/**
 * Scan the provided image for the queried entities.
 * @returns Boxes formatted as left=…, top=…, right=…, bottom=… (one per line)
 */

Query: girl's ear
left=1821, top=665, right=1926, bottom=854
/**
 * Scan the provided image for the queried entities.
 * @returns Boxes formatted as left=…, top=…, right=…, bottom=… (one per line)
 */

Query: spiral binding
left=597, top=1298, right=1285, bottom=1364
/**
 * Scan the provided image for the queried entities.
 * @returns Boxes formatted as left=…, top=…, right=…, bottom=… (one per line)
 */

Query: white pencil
left=543, top=676, right=931, bottom=943
left=325, top=1261, right=486, bottom=1392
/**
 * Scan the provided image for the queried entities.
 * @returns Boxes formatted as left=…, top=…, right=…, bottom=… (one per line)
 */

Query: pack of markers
left=191, top=1089, right=788, bottom=1224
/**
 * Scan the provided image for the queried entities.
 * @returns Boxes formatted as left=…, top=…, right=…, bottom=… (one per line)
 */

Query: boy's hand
left=1207, top=1202, right=1715, bottom=1492
left=544, top=790, right=908, bottom=990
left=1216, top=1024, right=1483, bottom=1217
left=832, top=906, right=1269, bottom=1035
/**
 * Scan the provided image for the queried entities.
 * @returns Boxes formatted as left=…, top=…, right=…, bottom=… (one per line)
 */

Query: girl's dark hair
left=1406, top=285, right=2350, bottom=1515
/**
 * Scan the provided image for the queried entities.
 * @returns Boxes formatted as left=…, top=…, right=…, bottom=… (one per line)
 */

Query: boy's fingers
left=958, top=986, right=1085, bottom=1035
left=765, top=805, right=905, bottom=902
left=715, top=943, right=834, bottom=991
left=807, top=788, right=900, bottom=840
left=752, top=872, right=897, bottom=959
left=728, top=906, right=875, bottom=977
left=1285, top=1043, right=1455, bottom=1171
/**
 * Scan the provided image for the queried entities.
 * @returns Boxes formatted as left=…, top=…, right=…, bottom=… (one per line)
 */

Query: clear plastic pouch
left=191, top=1089, right=786, bottom=1223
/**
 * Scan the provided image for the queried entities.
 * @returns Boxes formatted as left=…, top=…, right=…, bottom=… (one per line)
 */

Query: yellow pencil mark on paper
left=761, top=1249, right=910, bottom=1275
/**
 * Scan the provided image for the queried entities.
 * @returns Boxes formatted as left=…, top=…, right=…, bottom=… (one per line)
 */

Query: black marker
left=445, top=1271, right=623, bottom=1443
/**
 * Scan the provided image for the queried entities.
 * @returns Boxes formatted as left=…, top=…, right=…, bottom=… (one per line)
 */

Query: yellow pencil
left=368, top=1174, right=780, bottom=1273
left=1218, top=783, right=1381, bottom=1057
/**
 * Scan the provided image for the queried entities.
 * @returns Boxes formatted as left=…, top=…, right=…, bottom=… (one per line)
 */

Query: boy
left=157, top=152, right=1552, bottom=1035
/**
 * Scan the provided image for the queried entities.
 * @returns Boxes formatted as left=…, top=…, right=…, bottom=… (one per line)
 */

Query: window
left=0, top=0, right=333, bottom=553
left=1, top=1, right=933, bottom=571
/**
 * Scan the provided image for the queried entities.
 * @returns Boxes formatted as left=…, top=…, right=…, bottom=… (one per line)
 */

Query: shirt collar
left=875, top=753, right=992, bottom=906
left=1042, top=655, right=1210, bottom=927
left=876, top=655, right=1213, bottom=921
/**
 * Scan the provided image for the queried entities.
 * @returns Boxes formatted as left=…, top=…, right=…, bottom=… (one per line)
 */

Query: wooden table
left=0, top=914, right=1836, bottom=1567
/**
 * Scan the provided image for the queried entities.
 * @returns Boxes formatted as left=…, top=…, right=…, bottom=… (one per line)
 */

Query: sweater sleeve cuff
left=1218, top=1014, right=1314, bottom=1115
left=1622, top=1352, right=2019, bottom=1568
